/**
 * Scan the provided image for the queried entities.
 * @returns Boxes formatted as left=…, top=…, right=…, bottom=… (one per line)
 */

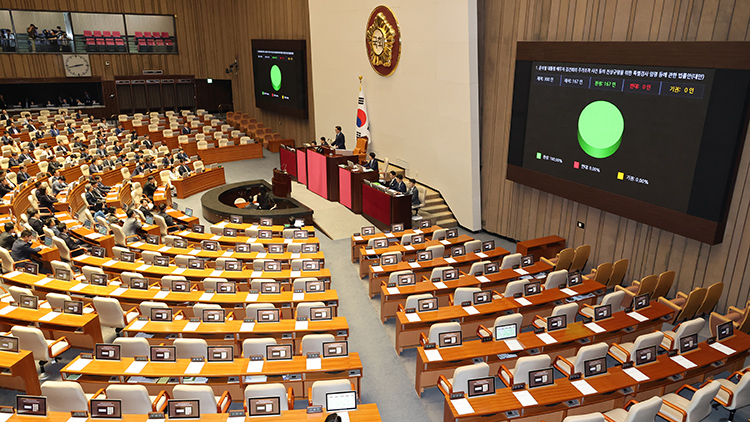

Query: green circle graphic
left=577, top=100, right=624, bottom=159
left=270, top=65, right=282, bottom=91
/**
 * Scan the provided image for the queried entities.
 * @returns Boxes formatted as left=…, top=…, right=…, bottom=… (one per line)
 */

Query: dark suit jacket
left=11, top=239, right=41, bottom=261
left=181, top=127, right=191, bottom=135
left=17, top=172, right=30, bottom=183
left=177, top=165, right=191, bottom=176
left=85, top=191, right=100, bottom=207
left=365, top=159, right=378, bottom=172
left=394, top=181, right=407, bottom=193
left=29, top=217, right=45, bottom=236
left=0, top=231, right=16, bottom=250
left=332, top=132, right=346, bottom=149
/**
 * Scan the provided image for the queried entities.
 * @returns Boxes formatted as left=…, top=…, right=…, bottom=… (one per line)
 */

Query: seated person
left=122, top=209, right=143, bottom=238
left=84, top=183, right=104, bottom=212
left=143, top=176, right=157, bottom=200
left=156, top=203, right=184, bottom=231
left=365, top=152, right=378, bottom=171
left=35, top=181, right=57, bottom=213
left=27, top=209, right=45, bottom=236
left=11, top=229, right=41, bottom=262
left=392, top=174, right=407, bottom=193
left=51, top=175, right=68, bottom=196
left=0, top=222, right=17, bottom=250
left=57, top=223, right=87, bottom=255
left=16, top=164, right=31, bottom=183
left=138, top=198, right=154, bottom=218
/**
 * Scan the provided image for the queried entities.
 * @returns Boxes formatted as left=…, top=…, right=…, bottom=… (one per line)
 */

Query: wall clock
left=63, top=54, right=92, bottom=77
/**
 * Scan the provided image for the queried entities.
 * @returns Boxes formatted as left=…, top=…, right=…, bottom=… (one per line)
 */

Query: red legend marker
left=573, top=161, right=580, bottom=169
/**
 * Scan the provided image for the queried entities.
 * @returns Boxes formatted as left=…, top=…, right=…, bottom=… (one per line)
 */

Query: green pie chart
left=577, top=100, right=624, bottom=159
left=270, top=65, right=282, bottom=91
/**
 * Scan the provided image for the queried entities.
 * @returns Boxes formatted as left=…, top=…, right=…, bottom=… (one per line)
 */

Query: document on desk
left=172, top=268, right=187, bottom=275
left=110, top=287, right=128, bottom=296
left=504, top=339, right=524, bottom=351
left=66, top=358, right=92, bottom=372
left=34, top=277, right=53, bottom=286
left=210, top=235, right=221, bottom=240
left=284, top=238, right=293, bottom=244
left=623, top=367, right=649, bottom=382
left=571, top=379, right=597, bottom=395
left=136, top=264, right=151, bottom=271
left=292, top=292, right=305, bottom=301
left=38, top=311, right=61, bottom=322
left=216, top=221, right=228, bottom=228
left=125, top=361, right=148, bottom=374
left=69, top=283, right=88, bottom=292
left=536, top=332, right=557, bottom=344
left=386, top=287, right=400, bottom=295
left=159, top=246, right=171, bottom=252
left=424, top=349, right=442, bottom=362
left=476, top=252, right=488, bottom=259
left=240, top=322, right=255, bottom=332
left=67, top=416, right=89, bottom=422
left=85, top=233, right=103, bottom=239
left=353, top=236, right=363, bottom=241
left=0, top=306, right=16, bottom=316
left=129, top=320, right=148, bottom=331
left=3, top=271, right=21, bottom=279
left=462, top=306, right=480, bottom=315
left=364, top=249, right=376, bottom=255
left=290, top=270, right=301, bottom=277
left=200, top=292, right=215, bottom=301
left=256, top=252, right=268, bottom=258
left=371, top=266, right=383, bottom=273
left=560, top=288, right=577, bottom=296
left=514, top=297, right=532, bottom=307
left=385, top=233, right=395, bottom=238
left=246, top=360, right=264, bottom=373
left=404, top=245, right=415, bottom=251
left=130, top=242, right=144, bottom=248
left=251, top=271, right=262, bottom=278
left=409, top=262, right=421, bottom=268
left=584, top=322, right=606, bottom=334
left=245, top=293, right=259, bottom=302
left=513, top=390, right=538, bottom=407
left=188, top=249, right=201, bottom=255
left=103, top=259, right=118, bottom=266
left=433, top=281, right=448, bottom=290
left=337, top=412, right=351, bottom=422
left=710, top=342, right=736, bottom=355
left=514, top=268, right=529, bottom=275
left=440, top=240, right=451, bottom=245
left=476, top=276, right=490, bottom=283
left=295, top=320, right=309, bottom=330
left=405, top=313, right=421, bottom=322
left=153, top=290, right=169, bottom=299
left=185, top=361, right=205, bottom=374
left=226, top=417, right=244, bottom=422
left=210, top=270, right=224, bottom=277
left=290, top=253, right=301, bottom=259
left=183, top=321, right=200, bottom=332
left=626, top=311, right=649, bottom=322
left=445, top=257, right=457, bottom=264
left=670, top=355, right=697, bottom=369
left=306, top=357, right=322, bottom=370
left=450, top=398, right=474, bottom=415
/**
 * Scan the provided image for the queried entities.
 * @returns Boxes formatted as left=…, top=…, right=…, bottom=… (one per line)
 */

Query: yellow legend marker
left=617, top=172, right=624, bottom=180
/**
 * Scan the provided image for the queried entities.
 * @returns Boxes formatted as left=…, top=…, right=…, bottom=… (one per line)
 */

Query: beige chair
left=244, top=384, right=294, bottom=412
left=139, top=301, right=169, bottom=316
left=541, top=247, right=575, bottom=271
left=421, top=322, right=461, bottom=348
left=403, top=293, right=434, bottom=311
left=438, top=362, right=490, bottom=395
left=104, top=384, right=169, bottom=414
left=543, top=269, right=569, bottom=290
left=295, top=302, right=327, bottom=319
left=579, top=290, right=626, bottom=319
left=300, top=334, right=335, bottom=355
left=658, top=287, right=707, bottom=324
left=44, top=292, right=71, bottom=310
left=242, top=337, right=277, bottom=358
left=615, top=274, right=658, bottom=306
left=308, top=379, right=356, bottom=408
left=657, top=380, right=721, bottom=422
left=695, top=281, right=723, bottom=317
left=501, top=280, right=527, bottom=298
left=660, top=317, right=704, bottom=352
left=720, top=300, right=750, bottom=333
left=608, top=331, right=663, bottom=365
left=172, top=385, right=231, bottom=414
left=82, top=265, right=106, bottom=282
left=713, top=370, right=750, bottom=421
left=499, top=354, right=551, bottom=387
left=585, top=262, right=613, bottom=285
left=603, top=396, right=662, bottom=422
left=193, top=160, right=205, bottom=172
left=113, top=337, right=150, bottom=357
left=450, top=287, right=482, bottom=306
left=532, top=302, right=578, bottom=330
left=554, top=342, right=609, bottom=377
left=562, top=414, right=605, bottom=422
left=500, top=253, right=522, bottom=270
left=174, top=338, right=208, bottom=359
left=42, top=381, right=99, bottom=412
left=11, top=326, right=70, bottom=379
left=9, top=286, right=33, bottom=303
left=92, top=297, right=139, bottom=330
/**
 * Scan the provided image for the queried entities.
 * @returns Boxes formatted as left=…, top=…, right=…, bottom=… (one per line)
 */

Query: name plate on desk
left=512, top=383, right=526, bottom=391
left=71, top=411, right=88, bottom=418
left=306, top=406, right=323, bottom=414
left=148, top=412, right=165, bottom=419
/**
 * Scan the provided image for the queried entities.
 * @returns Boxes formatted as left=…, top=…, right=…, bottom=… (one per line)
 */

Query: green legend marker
left=577, top=100, right=624, bottom=159
left=270, top=65, right=282, bottom=91
left=536, top=152, right=542, bottom=159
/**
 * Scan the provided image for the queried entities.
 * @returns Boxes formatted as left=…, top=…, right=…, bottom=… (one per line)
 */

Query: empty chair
left=120, top=271, right=145, bottom=286
left=423, top=322, right=461, bottom=347
left=425, top=244, right=445, bottom=259
left=244, top=384, right=294, bottom=413
left=105, top=385, right=169, bottom=414
left=438, top=362, right=490, bottom=394
left=501, top=280, right=526, bottom=298
left=579, top=290, right=626, bottom=319
left=695, top=281, right=724, bottom=317
left=721, top=300, right=750, bottom=333
left=499, top=354, right=551, bottom=387
left=429, top=266, right=455, bottom=281
left=11, top=326, right=70, bottom=379
left=252, top=259, right=271, bottom=271
left=464, top=239, right=482, bottom=254
left=451, top=287, right=482, bottom=305
left=113, top=337, right=150, bottom=357
left=608, top=331, right=664, bottom=365
left=467, top=260, right=490, bottom=276
left=193, top=303, right=223, bottom=319
left=616, top=274, right=658, bottom=305
left=172, top=385, right=231, bottom=414
left=161, top=275, right=188, bottom=290
left=92, top=297, right=139, bottom=330
left=651, top=270, right=676, bottom=300
left=174, top=338, right=208, bottom=359
left=553, top=342, right=609, bottom=377
left=242, top=337, right=277, bottom=358
left=45, top=293, right=71, bottom=310
left=543, top=269, right=568, bottom=290
left=658, top=287, right=707, bottom=324
left=712, top=370, right=750, bottom=421
left=296, top=302, right=327, bottom=319
left=562, top=414, right=605, bottom=422
left=141, top=250, right=162, bottom=264
left=308, top=379, right=355, bottom=408
left=174, top=255, right=192, bottom=267
left=293, top=278, right=320, bottom=292
left=82, top=265, right=106, bottom=281
left=661, top=317, right=704, bottom=352
left=404, top=293, right=434, bottom=311
left=0, top=248, right=14, bottom=273
left=568, top=244, right=591, bottom=273
left=42, top=381, right=97, bottom=412
left=366, top=237, right=388, bottom=249
left=203, top=277, right=228, bottom=291
left=533, top=302, right=578, bottom=330
left=500, top=253, right=522, bottom=270
left=657, top=380, right=721, bottom=422
left=9, top=286, right=32, bottom=303
left=139, top=301, right=169, bottom=316
left=485, top=313, right=524, bottom=340
left=291, top=258, right=313, bottom=271
left=113, top=246, right=130, bottom=260
left=300, top=334, right=335, bottom=355
left=541, top=247, right=575, bottom=271
left=431, top=229, right=447, bottom=241
left=210, top=225, right=224, bottom=235
left=603, top=396, right=662, bottom=422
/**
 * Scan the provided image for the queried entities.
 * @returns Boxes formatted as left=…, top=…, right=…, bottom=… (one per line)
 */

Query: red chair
left=134, top=31, right=144, bottom=38
left=151, top=31, right=162, bottom=39
left=114, top=38, right=125, bottom=52
left=105, top=38, right=115, bottom=51
left=85, top=38, right=96, bottom=52
left=95, top=38, right=105, bottom=51
left=161, top=32, right=170, bottom=38
left=102, top=31, right=111, bottom=38
left=93, top=30, right=102, bottom=38
left=137, top=39, right=148, bottom=51
left=112, top=31, right=122, bottom=38
left=83, top=30, right=93, bottom=37
left=143, top=32, right=152, bottom=38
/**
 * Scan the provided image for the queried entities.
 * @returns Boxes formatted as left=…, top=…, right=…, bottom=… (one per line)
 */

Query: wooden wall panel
left=479, top=0, right=750, bottom=312
left=0, top=0, right=315, bottom=143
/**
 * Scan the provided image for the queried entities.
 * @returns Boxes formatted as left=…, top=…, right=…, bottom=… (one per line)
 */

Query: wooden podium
left=272, top=168, right=292, bottom=197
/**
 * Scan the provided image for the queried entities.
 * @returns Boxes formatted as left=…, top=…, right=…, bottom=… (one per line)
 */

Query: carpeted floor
left=1, top=151, right=747, bottom=422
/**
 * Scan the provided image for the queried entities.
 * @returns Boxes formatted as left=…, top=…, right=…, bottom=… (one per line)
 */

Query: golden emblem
left=365, top=6, right=401, bottom=77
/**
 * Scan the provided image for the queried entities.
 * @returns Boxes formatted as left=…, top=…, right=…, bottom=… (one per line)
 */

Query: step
left=424, top=197, right=443, bottom=206
left=426, top=210, right=453, bottom=220
left=436, top=217, right=458, bottom=227
left=422, top=204, right=449, bottom=213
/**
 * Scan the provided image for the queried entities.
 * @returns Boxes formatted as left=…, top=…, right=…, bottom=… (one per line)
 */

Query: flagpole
left=359, top=75, right=363, bottom=91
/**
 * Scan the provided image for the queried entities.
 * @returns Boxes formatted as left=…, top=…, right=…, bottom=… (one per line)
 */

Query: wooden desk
left=174, top=230, right=321, bottom=247
left=350, top=226, right=442, bottom=262
left=339, top=166, right=379, bottom=214
left=267, top=138, right=294, bottom=153
left=379, top=261, right=553, bottom=322
left=367, top=246, right=510, bottom=298
left=516, top=235, right=566, bottom=262
left=173, top=168, right=226, bottom=199
left=0, top=302, right=103, bottom=350
left=441, top=332, right=750, bottom=422
left=10, top=406, right=382, bottom=421
left=198, top=142, right=264, bottom=165
left=361, top=183, right=412, bottom=231
left=54, top=212, right=116, bottom=257
left=126, top=241, right=325, bottom=265
left=1, top=271, right=339, bottom=320
left=211, top=220, right=316, bottom=236
left=413, top=301, right=673, bottom=395
left=61, top=353, right=364, bottom=400
left=306, top=148, right=353, bottom=201
left=394, top=280, right=604, bottom=353
left=279, top=145, right=298, bottom=179
left=0, top=350, right=41, bottom=395
left=123, top=317, right=349, bottom=352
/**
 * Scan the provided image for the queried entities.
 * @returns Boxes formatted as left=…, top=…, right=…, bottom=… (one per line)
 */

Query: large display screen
left=251, top=39, right=308, bottom=118
left=507, top=43, right=750, bottom=244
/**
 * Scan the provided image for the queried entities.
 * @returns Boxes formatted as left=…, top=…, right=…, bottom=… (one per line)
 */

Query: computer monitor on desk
left=494, top=324, right=518, bottom=341
left=266, top=344, right=292, bottom=360
left=326, top=391, right=357, bottom=412
left=635, top=346, right=657, bottom=366
left=89, top=399, right=122, bottom=419
left=167, top=400, right=200, bottom=419
left=528, top=368, right=554, bottom=388
left=584, top=357, right=607, bottom=378
left=248, top=397, right=281, bottom=417
left=468, top=377, right=495, bottom=397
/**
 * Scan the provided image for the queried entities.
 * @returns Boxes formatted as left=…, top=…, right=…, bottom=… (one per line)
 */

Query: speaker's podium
left=272, top=168, right=292, bottom=197
left=306, top=146, right=355, bottom=201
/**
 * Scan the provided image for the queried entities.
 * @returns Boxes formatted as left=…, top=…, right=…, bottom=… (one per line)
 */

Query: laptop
left=235, top=243, right=250, bottom=253
left=361, top=226, right=375, bottom=235
left=229, top=215, right=243, bottom=224
left=302, top=260, right=320, bottom=271
left=90, top=273, right=108, bottom=286
left=153, top=256, right=170, bottom=267
left=482, top=240, right=495, bottom=251
left=302, top=243, right=319, bottom=253
left=524, top=281, right=541, bottom=296
left=92, top=245, right=106, bottom=258
left=119, top=251, right=135, bottom=263
left=442, top=268, right=458, bottom=281
left=171, top=280, right=190, bottom=292
left=267, top=244, right=283, bottom=254
left=221, top=259, right=241, bottom=271
left=258, top=230, right=272, bottom=239
left=717, top=320, right=734, bottom=341
left=19, top=294, right=38, bottom=310
left=293, top=230, right=308, bottom=239
left=192, top=224, right=204, bottom=233
left=260, top=218, right=273, bottom=226
left=420, top=220, right=432, bottom=228
left=184, top=208, right=193, bottom=217
left=188, top=258, right=205, bottom=270
left=484, top=262, right=500, bottom=274
left=54, top=268, right=71, bottom=281
left=521, top=255, right=534, bottom=267
left=145, top=216, right=154, bottom=225
left=473, top=291, right=492, bottom=305
left=260, top=281, right=281, bottom=293
left=452, top=245, right=466, bottom=257
left=201, top=240, right=219, bottom=251
left=146, top=234, right=160, bottom=245
left=216, top=281, right=236, bottom=293
left=325, top=391, right=357, bottom=412
left=391, top=223, right=404, bottom=232
left=129, top=277, right=148, bottom=290
left=174, top=238, right=188, bottom=248
left=567, top=273, right=582, bottom=287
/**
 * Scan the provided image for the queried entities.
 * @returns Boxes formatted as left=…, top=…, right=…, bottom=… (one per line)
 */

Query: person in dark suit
left=156, top=203, right=183, bottom=230
left=0, top=109, right=10, bottom=121
left=27, top=210, right=45, bottom=236
left=35, top=182, right=57, bottom=213
left=56, top=142, right=69, bottom=154
left=176, top=159, right=191, bottom=177
left=143, top=176, right=157, bottom=200
left=392, top=174, right=407, bottom=193
left=93, top=175, right=110, bottom=195
left=141, top=135, right=153, bottom=150
left=256, top=185, right=276, bottom=210
left=57, top=223, right=86, bottom=254
left=365, top=152, right=378, bottom=172
left=407, top=178, right=421, bottom=207
left=8, top=152, right=20, bottom=167
left=0, top=178, right=12, bottom=197
left=331, top=126, right=346, bottom=149
left=6, top=123, right=20, bottom=135
left=18, top=148, right=33, bottom=163
left=176, top=148, right=189, bottom=162
left=115, top=124, right=125, bottom=136
left=48, top=126, right=60, bottom=137
left=161, top=154, right=172, bottom=168
left=181, top=123, right=191, bottom=135
left=386, top=171, right=399, bottom=189
left=0, top=222, right=16, bottom=250
left=85, top=184, right=103, bottom=212
left=11, top=229, right=41, bottom=262
left=16, top=164, right=31, bottom=183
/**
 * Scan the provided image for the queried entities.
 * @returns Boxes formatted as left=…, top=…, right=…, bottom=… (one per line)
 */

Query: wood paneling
left=0, top=0, right=314, bottom=143
left=479, top=0, right=750, bottom=313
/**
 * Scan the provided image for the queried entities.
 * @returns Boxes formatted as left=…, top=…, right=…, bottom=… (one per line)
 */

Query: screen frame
left=247, top=397, right=281, bottom=417
left=89, top=398, right=122, bottom=419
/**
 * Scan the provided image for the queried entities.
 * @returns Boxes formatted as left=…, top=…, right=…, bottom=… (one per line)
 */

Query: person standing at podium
left=331, top=126, right=345, bottom=149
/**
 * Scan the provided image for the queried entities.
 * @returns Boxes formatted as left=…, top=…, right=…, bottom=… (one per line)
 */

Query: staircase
left=417, top=186, right=458, bottom=228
